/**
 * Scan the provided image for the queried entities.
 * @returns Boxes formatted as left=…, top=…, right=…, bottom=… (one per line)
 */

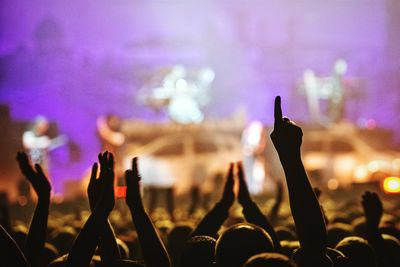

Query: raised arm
left=361, top=191, right=393, bottom=267
left=268, top=180, right=284, bottom=226
left=65, top=153, right=115, bottom=267
left=125, top=157, right=171, bottom=267
left=237, top=161, right=282, bottom=252
left=87, top=152, right=121, bottom=263
left=191, top=163, right=234, bottom=238
left=16, top=152, right=51, bottom=267
left=270, top=96, right=327, bottom=260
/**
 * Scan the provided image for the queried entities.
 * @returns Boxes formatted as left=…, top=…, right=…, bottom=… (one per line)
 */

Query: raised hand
left=190, top=163, right=236, bottom=238
left=237, top=161, right=252, bottom=206
left=236, top=161, right=282, bottom=251
left=87, top=151, right=114, bottom=210
left=16, top=152, right=51, bottom=200
left=269, top=96, right=328, bottom=264
left=96, top=163, right=115, bottom=215
left=124, top=157, right=171, bottom=267
left=268, top=180, right=284, bottom=225
left=65, top=155, right=115, bottom=267
left=270, top=96, right=303, bottom=160
left=361, top=191, right=383, bottom=228
left=125, top=157, right=142, bottom=208
left=98, top=151, right=114, bottom=173
left=219, top=163, right=234, bottom=209
left=87, top=163, right=99, bottom=210
left=16, top=152, right=51, bottom=267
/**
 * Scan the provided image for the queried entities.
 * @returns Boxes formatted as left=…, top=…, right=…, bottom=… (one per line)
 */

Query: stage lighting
left=382, top=176, right=400, bottom=194
left=327, top=178, right=339, bottom=190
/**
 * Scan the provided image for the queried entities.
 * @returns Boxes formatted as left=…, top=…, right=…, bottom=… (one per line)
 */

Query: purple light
left=0, top=0, right=399, bottom=195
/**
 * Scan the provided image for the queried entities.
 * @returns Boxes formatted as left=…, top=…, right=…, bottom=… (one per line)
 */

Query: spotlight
left=382, top=176, right=400, bottom=194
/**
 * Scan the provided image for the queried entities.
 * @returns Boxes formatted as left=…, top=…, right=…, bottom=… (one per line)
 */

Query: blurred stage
left=0, top=0, right=400, bottom=201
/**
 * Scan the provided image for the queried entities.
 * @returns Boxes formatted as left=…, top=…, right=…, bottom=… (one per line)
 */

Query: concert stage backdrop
left=0, top=0, right=399, bottom=195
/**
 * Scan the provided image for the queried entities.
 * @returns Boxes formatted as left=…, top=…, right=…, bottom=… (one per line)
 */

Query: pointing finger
left=274, top=96, right=283, bottom=128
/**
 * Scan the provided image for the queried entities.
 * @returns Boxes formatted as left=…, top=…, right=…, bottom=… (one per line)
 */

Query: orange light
left=115, top=186, right=127, bottom=198
left=327, top=178, right=339, bottom=190
left=382, top=176, right=400, bottom=194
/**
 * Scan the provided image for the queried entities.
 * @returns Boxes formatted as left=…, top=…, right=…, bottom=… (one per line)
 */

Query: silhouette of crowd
left=0, top=96, right=399, bottom=267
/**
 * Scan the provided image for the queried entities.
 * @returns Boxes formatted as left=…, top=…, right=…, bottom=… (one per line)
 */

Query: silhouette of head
left=215, top=223, right=274, bottom=267
left=327, top=223, right=353, bottom=248
left=335, top=236, right=377, bottom=267
left=42, top=242, right=60, bottom=267
left=11, top=224, right=28, bottom=248
left=180, top=235, right=216, bottom=267
left=243, top=252, right=296, bottom=267
left=167, top=223, right=194, bottom=265
left=49, top=227, right=77, bottom=255
left=33, top=115, right=50, bottom=135
left=116, top=238, right=130, bottom=259
left=275, top=226, right=297, bottom=241
left=292, top=247, right=333, bottom=267
left=381, top=234, right=400, bottom=266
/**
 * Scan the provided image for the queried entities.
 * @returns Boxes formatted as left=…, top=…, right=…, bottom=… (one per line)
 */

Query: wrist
left=365, top=219, right=380, bottom=230
left=279, top=151, right=302, bottom=167
left=38, top=195, right=50, bottom=204
left=240, top=199, right=254, bottom=208
left=279, top=149, right=301, bottom=160
left=218, top=200, right=232, bottom=210
left=127, top=199, right=144, bottom=210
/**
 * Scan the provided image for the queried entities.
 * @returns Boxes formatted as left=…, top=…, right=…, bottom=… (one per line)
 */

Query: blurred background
left=0, top=0, right=399, bottom=202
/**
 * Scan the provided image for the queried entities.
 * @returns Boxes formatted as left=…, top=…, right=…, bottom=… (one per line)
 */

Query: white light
left=334, top=59, right=348, bottom=75
left=392, top=159, right=400, bottom=170
left=176, top=78, right=188, bottom=91
left=200, top=68, right=215, bottom=83
left=168, top=96, right=203, bottom=124
left=383, top=176, right=400, bottom=194
left=354, top=165, right=368, bottom=182
left=368, top=161, right=381, bottom=173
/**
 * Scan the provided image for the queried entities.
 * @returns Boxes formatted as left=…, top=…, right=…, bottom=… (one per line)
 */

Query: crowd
left=0, top=96, right=399, bottom=267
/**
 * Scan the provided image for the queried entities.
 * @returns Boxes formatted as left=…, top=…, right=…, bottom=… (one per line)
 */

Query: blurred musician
left=23, top=116, right=67, bottom=168
left=97, top=114, right=125, bottom=177
left=97, top=114, right=125, bottom=154
left=241, top=121, right=267, bottom=195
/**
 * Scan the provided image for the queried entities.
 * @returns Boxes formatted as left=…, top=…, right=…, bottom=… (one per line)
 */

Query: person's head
left=243, top=252, right=296, bottom=267
left=380, top=225, right=400, bottom=241
left=325, top=248, right=351, bottom=267
left=116, top=238, right=130, bottom=259
left=48, top=256, right=146, bottom=267
left=33, top=115, right=49, bottom=135
left=275, top=226, right=297, bottom=241
left=47, top=255, right=69, bottom=267
left=167, top=223, right=194, bottom=264
left=327, top=223, right=353, bottom=248
left=11, top=224, right=28, bottom=248
left=335, top=236, right=377, bottom=267
left=291, top=248, right=333, bottom=267
left=279, top=240, right=299, bottom=258
left=351, top=217, right=367, bottom=238
left=381, top=234, right=400, bottom=266
left=106, top=114, right=122, bottom=131
left=180, top=235, right=216, bottom=267
left=49, top=227, right=77, bottom=255
left=41, top=242, right=60, bottom=267
left=215, top=223, right=274, bottom=267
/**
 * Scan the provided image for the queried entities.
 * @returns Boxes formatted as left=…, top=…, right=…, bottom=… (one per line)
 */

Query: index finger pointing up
left=274, top=96, right=283, bottom=127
